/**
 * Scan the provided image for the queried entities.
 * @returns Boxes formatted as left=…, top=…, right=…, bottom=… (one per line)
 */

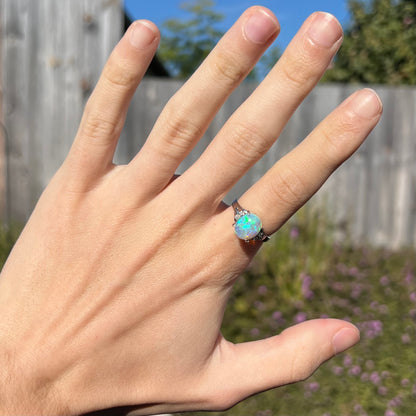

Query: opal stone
left=234, top=213, right=262, bottom=240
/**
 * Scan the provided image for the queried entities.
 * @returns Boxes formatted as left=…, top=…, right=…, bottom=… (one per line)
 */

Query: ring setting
left=232, top=200, right=270, bottom=242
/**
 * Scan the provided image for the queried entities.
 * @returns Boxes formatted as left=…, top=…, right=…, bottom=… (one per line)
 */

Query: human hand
left=0, top=7, right=381, bottom=415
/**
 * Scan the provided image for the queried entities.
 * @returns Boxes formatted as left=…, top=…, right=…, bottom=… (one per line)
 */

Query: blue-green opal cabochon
left=234, top=213, right=262, bottom=240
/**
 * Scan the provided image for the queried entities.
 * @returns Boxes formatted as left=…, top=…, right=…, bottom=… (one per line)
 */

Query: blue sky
left=124, top=0, right=351, bottom=52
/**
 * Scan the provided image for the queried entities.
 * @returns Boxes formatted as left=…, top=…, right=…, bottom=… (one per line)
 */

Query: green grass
left=189, top=210, right=416, bottom=416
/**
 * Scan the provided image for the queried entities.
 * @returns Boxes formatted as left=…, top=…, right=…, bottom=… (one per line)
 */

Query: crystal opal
left=234, top=213, right=262, bottom=240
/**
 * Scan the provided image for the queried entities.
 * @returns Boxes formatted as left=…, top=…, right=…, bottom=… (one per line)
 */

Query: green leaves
left=158, top=0, right=224, bottom=78
left=323, top=0, right=416, bottom=85
left=158, top=0, right=281, bottom=80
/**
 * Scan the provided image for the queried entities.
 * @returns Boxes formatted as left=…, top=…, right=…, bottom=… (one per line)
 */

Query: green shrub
left=0, top=223, right=22, bottom=268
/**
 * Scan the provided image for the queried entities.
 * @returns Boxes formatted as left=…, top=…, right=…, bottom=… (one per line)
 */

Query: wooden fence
left=1, top=0, right=416, bottom=249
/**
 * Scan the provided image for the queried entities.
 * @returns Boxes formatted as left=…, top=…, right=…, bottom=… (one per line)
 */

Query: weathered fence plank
left=1, top=0, right=415, bottom=249
left=1, top=0, right=122, bottom=220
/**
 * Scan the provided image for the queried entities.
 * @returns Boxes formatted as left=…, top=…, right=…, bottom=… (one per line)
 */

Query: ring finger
left=226, top=88, right=382, bottom=251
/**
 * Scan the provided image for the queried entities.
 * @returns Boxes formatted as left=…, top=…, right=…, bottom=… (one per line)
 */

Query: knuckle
left=81, top=110, right=121, bottom=142
left=338, top=110, right=364, bottom=135
left=320, top=110, right=362, bottom=161
left=226, top=123, right=270, bottom=165
left=289, top=352, right=315, bottom=382
left=281, top=56, right=310, bottom=89
left=282, top=47, right=311, bottom=89
left=209, top=50, right=247, bottom=87
left=269, top=167, right=307, bottom=209
left=159, top=106, right=204, bottom=154
left=280, top=41, right=327, bottom=89
left=102, top=56, right=138, bottom=89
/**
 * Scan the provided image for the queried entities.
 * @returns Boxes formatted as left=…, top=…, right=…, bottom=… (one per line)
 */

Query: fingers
left=205, top=319, right=359, bottom=410
left=184, top=12, right=343, bottom=203
left=128, top=7, right=280, bottom=198
left=238, top=88, right=382, bottom=235
left=65, top=21, right=159, bottom=187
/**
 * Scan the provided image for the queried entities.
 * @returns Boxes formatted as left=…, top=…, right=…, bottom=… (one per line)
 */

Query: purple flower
left=381, top=370, right=390, bottom=379
left=350, top=283, right=364, bottom=299
left=360, top=320, right=383, bottom=338
left=361, top=372, right=369, bottom=382
left=349, top=267, right=359, bottom=277
left=332, top=365, right=344, bottom=376
left=378, top=386, right=388, bottom=396
left=343, top=354, right=353, bottom=367
left=409, top=309, right=416, bottom=319
left=258, top=285, right=268, bottom=295
left=250, top=328, right=260, bottom=337
left=254, top=300, right=266, bottom=311
left=301, top=273, right=311, bottom=285
left=294, top=311, right=307, bottom=324
left=388, top=396, right=402, bottom=407
left=410, top=291, right=416, bottom=303
left=301, top=273, right=314, bottom=300
left=401, top=378, right=410, bottom=387
left=405, top=271, right=414, bottom=284
left=385, top=410, right=397, bottom=416
left=354, top=403, right=363, bottom=412
left=352, top=306, right=362, bottom=315
left=332, top=281, right=344, bottom=291
left=379, top=275, right=390, bottom=286
left=272, top=311, right=282, bottom=321
left=290, top=226, right=299, bottom=240
left=403, top=16, right=414, bottom=26
left=307, top=381, right=320, bottom=392
left=370, top=300, right=379, bottom=310
left=349, top=365, right=362, bottom=376
left=370, top=371, right=381, bottom=385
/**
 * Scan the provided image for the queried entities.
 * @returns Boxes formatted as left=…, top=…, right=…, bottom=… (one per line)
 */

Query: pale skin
left=0, top=7, right=382, bottom=415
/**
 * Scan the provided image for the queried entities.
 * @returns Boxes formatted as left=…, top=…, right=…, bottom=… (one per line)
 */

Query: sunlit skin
left=0, top=7, right=381, bottom=415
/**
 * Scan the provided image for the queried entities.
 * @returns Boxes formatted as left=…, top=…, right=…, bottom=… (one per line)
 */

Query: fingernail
left=332, top=326, right=360, bottom=355
left=244, top=10, right=279, bottom=44
left=307, top=12, right=342, bottom=47
left=130, top=21, right=157, bottom=50
left=349, top=88, right=383, bottom=119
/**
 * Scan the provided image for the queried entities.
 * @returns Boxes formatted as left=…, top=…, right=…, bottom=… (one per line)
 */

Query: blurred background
left=0, top=1, right=415, bottom=415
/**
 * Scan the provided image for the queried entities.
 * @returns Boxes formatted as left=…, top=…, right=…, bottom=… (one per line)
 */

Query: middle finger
left=182, top=12, right=343, bottom=204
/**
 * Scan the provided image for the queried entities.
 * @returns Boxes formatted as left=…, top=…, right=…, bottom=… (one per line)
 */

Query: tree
left=323, top=0, right=416, bottom=85
left=158, top=0, right=281, bottom=80
left=158, top=0, right=224, bottom=78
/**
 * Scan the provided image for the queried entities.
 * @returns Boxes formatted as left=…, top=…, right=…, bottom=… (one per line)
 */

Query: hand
left=0, top=7, right=381, bottom=415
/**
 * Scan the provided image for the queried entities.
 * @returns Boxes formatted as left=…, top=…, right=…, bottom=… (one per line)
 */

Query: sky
left=124, top=0, right=351, bottom=52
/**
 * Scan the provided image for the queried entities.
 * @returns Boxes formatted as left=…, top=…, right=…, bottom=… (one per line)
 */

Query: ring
left=232, top=200, right=270, bottom=242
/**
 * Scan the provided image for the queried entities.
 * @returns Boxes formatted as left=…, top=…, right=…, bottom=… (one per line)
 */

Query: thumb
left=204, top=319, right=359, bottom=410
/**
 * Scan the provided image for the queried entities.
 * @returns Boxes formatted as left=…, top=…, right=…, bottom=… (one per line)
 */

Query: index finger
left=66, top=20, right=159, bottom=187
